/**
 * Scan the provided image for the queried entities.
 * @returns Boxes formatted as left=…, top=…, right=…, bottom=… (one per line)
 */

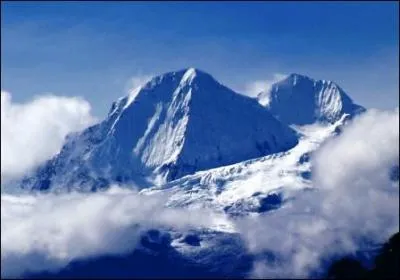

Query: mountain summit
left=257, top=73, right=365, bottom=125
left=21, top=68, right=299, bottom=191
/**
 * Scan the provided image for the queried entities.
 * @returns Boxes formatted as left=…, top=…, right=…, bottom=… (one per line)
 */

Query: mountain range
left=8, top=67, right=382, bottom=279
left=18, top=68, right=365, bottom=193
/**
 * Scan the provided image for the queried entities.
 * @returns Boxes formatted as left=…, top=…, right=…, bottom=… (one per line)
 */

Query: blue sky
left=1, top=1, right=398, bottom=117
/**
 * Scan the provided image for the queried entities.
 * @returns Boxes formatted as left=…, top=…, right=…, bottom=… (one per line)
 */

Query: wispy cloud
left=242, top=73, right=287, bottom=98
left=124, top=74, right=153, bottom=93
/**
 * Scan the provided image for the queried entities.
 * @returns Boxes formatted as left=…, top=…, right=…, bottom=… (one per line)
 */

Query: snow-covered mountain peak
left=146, top=67, right=213, bottom=84
left=275, top=73, right=337, bottom=89
left=109, top=68, right=214, bottom=118
left=257, top=73, right=365, bottom=125
left=181, top=67, right=197, bottom=84
left=286, top=73, right=313, bottom=84
left=21, top=68, right=299, bottom=191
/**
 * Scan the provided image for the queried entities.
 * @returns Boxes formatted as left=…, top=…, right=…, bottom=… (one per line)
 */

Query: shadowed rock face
left=258, top=73, right=365, bottom=125
left=389, top=165, right=399, bottom=182
left=327, top=232, right=400, bottom=279
left=258, top=193, right=283, bottom=212
left=183, top=234, right=202, bottom=246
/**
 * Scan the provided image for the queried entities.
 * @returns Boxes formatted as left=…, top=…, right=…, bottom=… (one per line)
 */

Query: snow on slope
left=19, top=68, right=298, bottom=192
left=257, top=73, right=365, bottom=125
left=140, top=114, right=349, bottom=217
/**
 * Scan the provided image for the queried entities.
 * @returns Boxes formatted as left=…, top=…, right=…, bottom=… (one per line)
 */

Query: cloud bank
left=236, top=108, right=399, bottom=278
left=1, top=186, right=228, bottom=278
left=1, top=91, right=97, bottom=185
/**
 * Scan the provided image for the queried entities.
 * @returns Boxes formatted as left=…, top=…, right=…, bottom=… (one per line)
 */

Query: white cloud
left=236, top=108, right=399, bottom=278
left=314, top=108, right=399, bottom=193
left=243, top=73, right=287, bottom=98
left=1, top=185, right=227, bottom=278
left=1, top=91, right=97, bottom=184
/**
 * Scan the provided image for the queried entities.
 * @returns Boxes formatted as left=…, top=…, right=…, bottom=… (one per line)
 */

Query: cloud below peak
left=237, top=108, right=399, bottom=278
left=1, top=90, right=97, bottom=185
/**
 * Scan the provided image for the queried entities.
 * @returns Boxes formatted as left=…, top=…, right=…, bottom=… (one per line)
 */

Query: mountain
left=20, top=68, right=298, bottom=191
left=257, top=73, right=365, bottom=125
left=9, top=68, right=386, bottom=279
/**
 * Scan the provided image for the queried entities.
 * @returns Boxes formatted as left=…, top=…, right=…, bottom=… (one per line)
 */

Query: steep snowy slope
left=20, top=68, right=298, bottom=191
left=140, top=115, right=349, bottom=217
left=257, top=73, right=365, bottom=125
